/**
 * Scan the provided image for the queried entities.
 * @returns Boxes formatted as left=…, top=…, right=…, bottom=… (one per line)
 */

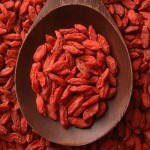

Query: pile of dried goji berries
left=0, top=0, right=150, bottom=149
left=30, top=24, right=118, bottom=129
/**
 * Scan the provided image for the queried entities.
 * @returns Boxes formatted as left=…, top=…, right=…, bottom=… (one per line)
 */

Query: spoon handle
left=28, top=0, right=119, bottom=38
left=37, top=0, right=105, bottom=22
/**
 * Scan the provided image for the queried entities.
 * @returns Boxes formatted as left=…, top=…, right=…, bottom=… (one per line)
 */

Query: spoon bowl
left=15, top=0, right=133, bottom=146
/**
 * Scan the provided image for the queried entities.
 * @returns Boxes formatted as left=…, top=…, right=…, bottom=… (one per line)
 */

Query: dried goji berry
left=67, top=41, right=84, bottom=49
left=83, top=103, right=99, bottom=120
left=141, top=25, right=150, bottom=49
left=59, top=28, right=78, bottom=35
left=68, top=95, right=84, bottom=115
left=59, top=105, right=68, bottom=128
left=96, top=68, right=109, bottom=89
left=64, top=33, right=87, bottom=42
left=106, top=55, right=118, bottom=75
left=33, top=44, right=47, bottom=62
left=82, top=95, right=100, bottom=107
left=68, top=117, right=93, bottom=128
left=36, top=94, right=46, bottom=115
left=122, top=0, right=137, bottom=9
left=49, top=73, right=66, bottom=87
left=82, top=40, right=101, bottom=51
left=74, top=24, right=88, bottom=35
left=88, top=25, right=97, bottom=41
left=63, top=45, right=83, bottom=55
left=98, top=34, right=110, bottom=55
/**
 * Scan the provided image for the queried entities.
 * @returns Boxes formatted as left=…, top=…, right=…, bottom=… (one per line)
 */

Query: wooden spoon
left=15, top=0, right=133, bottom=146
